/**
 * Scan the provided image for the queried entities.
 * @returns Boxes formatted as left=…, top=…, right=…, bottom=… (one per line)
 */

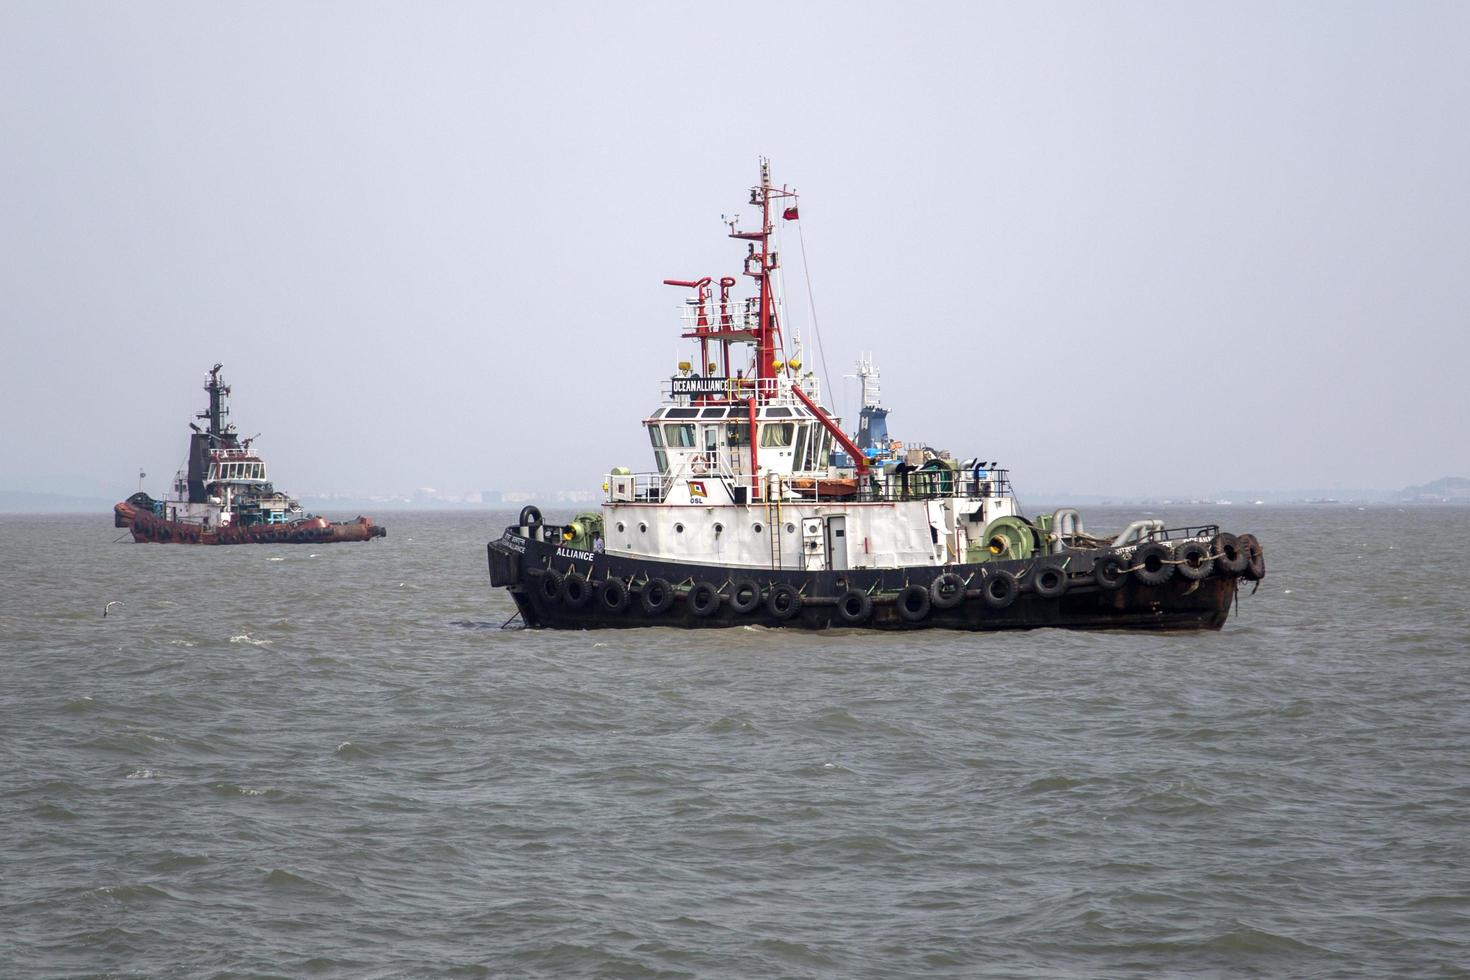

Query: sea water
left=2, top=507, right=1467, bottom=977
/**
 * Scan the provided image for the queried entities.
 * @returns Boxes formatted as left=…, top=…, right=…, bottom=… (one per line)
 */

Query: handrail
left=605, top=467, right=1016, bottom=505
left=660, top=374, right=823, bottom=406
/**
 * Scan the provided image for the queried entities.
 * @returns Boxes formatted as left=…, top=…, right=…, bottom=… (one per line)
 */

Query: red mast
left=726, top=158, right=795, bottom=393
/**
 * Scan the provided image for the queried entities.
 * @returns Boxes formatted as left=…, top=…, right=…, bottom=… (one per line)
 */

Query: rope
left=1118, top=549, right=1223, bottom=573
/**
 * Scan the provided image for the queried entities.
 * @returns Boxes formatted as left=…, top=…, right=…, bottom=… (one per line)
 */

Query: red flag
left=782, top=206, right=799, bottom=221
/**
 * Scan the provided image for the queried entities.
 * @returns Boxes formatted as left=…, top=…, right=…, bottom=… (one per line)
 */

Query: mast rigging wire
left=794, top=214, right=834, bottom=412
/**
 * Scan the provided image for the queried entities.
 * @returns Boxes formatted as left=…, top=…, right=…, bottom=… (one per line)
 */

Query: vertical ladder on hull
left=766, top=473, right=783, bottom=570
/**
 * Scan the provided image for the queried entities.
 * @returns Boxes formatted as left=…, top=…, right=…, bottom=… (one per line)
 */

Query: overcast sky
left=3, top=1, right=1466, bottom=501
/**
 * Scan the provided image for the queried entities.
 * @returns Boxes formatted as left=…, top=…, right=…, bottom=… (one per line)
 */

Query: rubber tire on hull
left=640, top=578, right=675, bottom=615
left=1238, top=533, right=1265, bottom=580
left=1175, top=541, right=1212, bottom=582
left=1094, top=554, right=1127, bottom=590
left=729, top=579, right=762, bottom=614
left=981, top=569, right=1018, bottom=609
left=1032, top=563, right=1068, bottom=600
left=538, top=569, right=563, bottom=603
left=897, top=584, right=931, bottom=622
left=836, top=589, right=872, bottom=625
left=598, top=578, right=629, bottom=614
left=1211, top=533, right=1250, bottom=577
left=767, top=583, right=802, bottom=621
left=1133, top=542, right=1176, bottom=586
left=687, top=581, right=720, bottom=617
left=560, top=572, right=592, bottom=608
left=930, top=573, right=964, bottom=610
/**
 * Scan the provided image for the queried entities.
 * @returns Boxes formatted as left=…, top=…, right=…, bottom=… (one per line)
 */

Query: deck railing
left=659, top=375, right=823, bottom=407
left=606, top=467, right=1014, bottom=505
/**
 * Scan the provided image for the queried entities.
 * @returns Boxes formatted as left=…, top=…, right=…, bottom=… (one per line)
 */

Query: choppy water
left=2, top=506, right=1468, bottom=978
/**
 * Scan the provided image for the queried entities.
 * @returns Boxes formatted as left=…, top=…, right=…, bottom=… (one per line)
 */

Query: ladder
left=765, top=473, right=783, bottom=570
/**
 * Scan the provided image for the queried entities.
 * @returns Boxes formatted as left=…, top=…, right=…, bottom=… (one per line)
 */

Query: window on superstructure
left=648, top=425, right=664, bottom=448
left=664, top=424, right=695, bottom=448
left=760, top=423, right=794, bottom=448
left=792, top=425, right=809, bottom=472
left=725, top=421, right=749, bottom=446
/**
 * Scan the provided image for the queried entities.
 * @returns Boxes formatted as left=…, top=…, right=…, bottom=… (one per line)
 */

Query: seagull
left=104, top=601, right=122, bottom=618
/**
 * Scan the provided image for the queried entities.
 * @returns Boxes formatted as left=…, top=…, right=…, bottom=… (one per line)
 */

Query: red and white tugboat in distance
left=114, top=364, right=386, bottom=545
left=487, top=161, right=1263, bottom=630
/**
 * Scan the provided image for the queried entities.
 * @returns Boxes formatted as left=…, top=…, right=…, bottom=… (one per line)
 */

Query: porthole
left=713, top=522, right=723, bottom=534
left=753, top=523, right=764, bottom=534
left=638, top=522, right=648, bottom=533
left=616, top=522, right=625, bottom=533
left=785, top=523, right=796, bottom=534
left=674, top=523, right=685, bottom=534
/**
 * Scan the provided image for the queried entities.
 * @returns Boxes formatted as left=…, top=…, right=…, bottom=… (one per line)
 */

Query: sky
left=2, top=1, right=1467, bottom=502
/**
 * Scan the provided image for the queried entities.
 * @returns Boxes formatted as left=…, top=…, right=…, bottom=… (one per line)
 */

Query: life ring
left=1094, top=554, right=1127, bottom=590
left=687, top=581, right=720, bottom=617
left=897, top=584, right=931, bottom=622
left=519, top=505, right=543, bottom=528
left=929, top=573, right=965, bottom=610
left=1210, top=533, right=1249, bottom=577
left=1032, top=562, right=1068, bottom=600
left=728, top=579, right=762, bottom=614
left=640, top=577, right=675, bottom=615
left=1175, top=541, right=1212, bottom=581
left=559, top=572, right=592, bottom=608
left=1238, top=533, right=1265, bottom=580
left=981, top=569, right=1018, bottom=609
left=1133, top=542, right=1176, bottom=586
left=835, top=588, right=872, bottom=625
left=539, top=568, right=564, bottom=603
left=766, top=583, right=801, bottom=621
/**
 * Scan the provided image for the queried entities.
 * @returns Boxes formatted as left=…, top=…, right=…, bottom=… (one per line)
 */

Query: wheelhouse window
left=648, top=425, right=664, bottom=448
left=664, top=424, right=695, bottom=447
left=760, top=422, right=794, bottom=448
left=725, top=421, right=750, bottom=446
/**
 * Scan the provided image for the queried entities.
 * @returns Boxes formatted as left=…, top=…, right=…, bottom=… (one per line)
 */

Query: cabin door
left=825, top=516, right=849, bottom=570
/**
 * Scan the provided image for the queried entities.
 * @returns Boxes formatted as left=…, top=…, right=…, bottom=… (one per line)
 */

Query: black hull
left=487, top=529, right=1241, bottom=632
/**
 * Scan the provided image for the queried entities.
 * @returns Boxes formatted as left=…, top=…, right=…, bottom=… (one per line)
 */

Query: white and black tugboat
left=487, top=162, right=1263, bottom=630
left=114, top=364, right=386, bottom=545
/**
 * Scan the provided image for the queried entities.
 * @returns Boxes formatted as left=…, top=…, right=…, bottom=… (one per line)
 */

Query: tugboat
left=486, top=161, right=1263, bottom=630
left=113, top=364, right=387, bottom=545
